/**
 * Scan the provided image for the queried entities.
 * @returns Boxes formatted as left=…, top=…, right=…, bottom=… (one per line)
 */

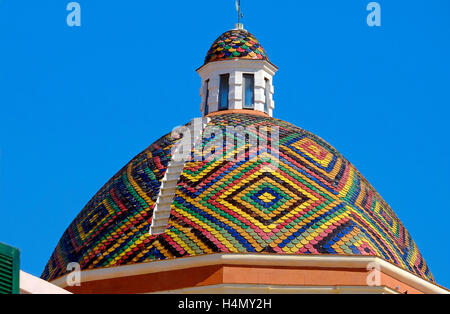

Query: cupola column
left=228, top=72, right=242, bottom=110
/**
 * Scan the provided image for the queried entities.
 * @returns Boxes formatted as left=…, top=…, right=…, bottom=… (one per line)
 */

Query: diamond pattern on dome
left=223, top=172, right=309, bottom=226
left=204, top=29, right=269, bottom=64
left=41, top=113, right=435, bottom=284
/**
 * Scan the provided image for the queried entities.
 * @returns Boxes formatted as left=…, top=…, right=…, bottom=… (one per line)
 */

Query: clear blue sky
left=0, top=0, right=449, bottom=288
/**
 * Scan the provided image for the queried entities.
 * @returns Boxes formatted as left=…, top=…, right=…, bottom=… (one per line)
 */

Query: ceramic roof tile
left=41, top=114, right=434, bottom=283
left=204, top=29, right=269, bottom=64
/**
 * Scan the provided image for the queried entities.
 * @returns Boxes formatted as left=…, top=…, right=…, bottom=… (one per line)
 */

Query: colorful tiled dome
left=41, top=113, right=434, bottom=283
left=204, top=29, right=269, bottom=64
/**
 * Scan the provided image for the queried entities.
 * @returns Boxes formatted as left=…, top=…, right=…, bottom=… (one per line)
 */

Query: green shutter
left=0, top=242, right=20, bottom=294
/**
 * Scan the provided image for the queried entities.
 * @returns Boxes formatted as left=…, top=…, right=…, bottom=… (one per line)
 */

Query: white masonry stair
left=149, top=159, right=185, bottom=235
left=149, top=118, right=210, bottom=236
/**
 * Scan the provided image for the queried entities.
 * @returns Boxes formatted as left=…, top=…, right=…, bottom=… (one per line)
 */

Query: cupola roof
left=204, top=28, right=269, bottom=65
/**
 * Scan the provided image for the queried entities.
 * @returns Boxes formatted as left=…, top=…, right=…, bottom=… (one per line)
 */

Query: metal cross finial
left=235, top=0, right=244, bottom=26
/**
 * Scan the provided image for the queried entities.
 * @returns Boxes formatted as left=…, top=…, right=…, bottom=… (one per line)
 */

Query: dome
left=41, top=112, right=434, bottom=283
left=204, top=29, right=269, bottom=64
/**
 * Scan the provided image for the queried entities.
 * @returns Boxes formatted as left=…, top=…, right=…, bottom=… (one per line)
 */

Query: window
left=0, top=242, right=20, bottom=294
left=218, top=74, right=229, bottom=111
left=264, top=78, right=270, bottom=113
left=243, top=74, right=254, bottom=109
left=204, top=80, right=209, bottom=115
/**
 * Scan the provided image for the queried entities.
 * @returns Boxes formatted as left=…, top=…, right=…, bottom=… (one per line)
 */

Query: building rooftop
left=41, top=113, right=434, bottom=283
